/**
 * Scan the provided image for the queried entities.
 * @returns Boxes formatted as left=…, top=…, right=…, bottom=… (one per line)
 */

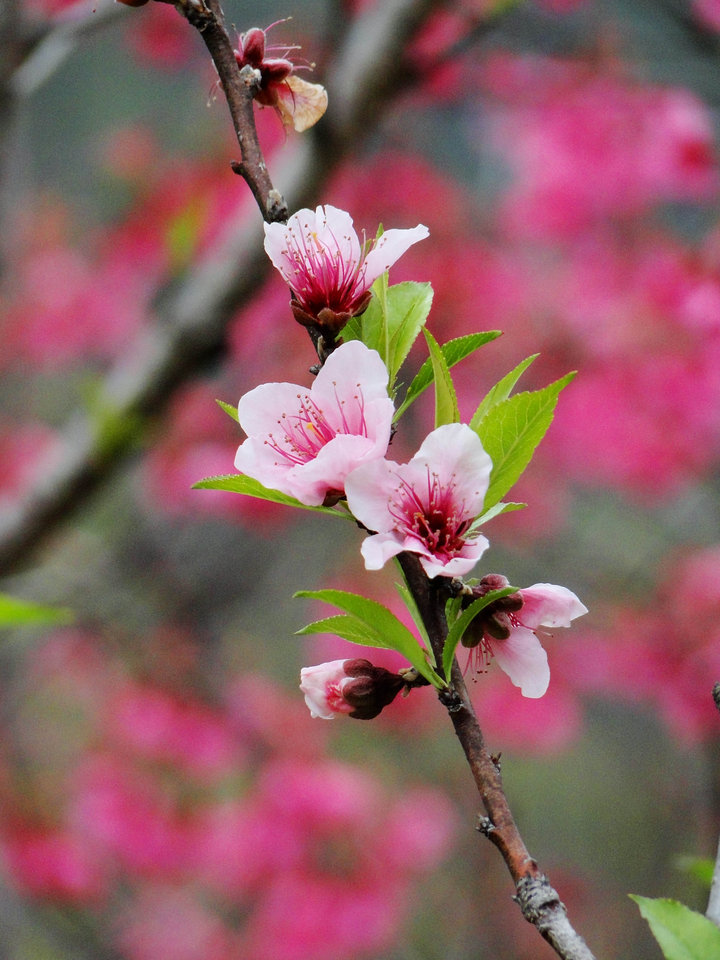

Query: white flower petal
left=492, top=627, right=550, bottom=699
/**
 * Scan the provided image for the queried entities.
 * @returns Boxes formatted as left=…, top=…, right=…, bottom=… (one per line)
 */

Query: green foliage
left=394, top=331, right=502, bottom=422
left=676, top=857, right=715, bottom=887
left=630, top=896, right=720, bottom=960
left=295, top=588, right=444, bottom=687
left=475, top=371, right=576, bottom=510
left=215, top=399, right=239, bottom=423
left=442, top=586, right=518, bottom=680
left=344, top=279, right=433, bottom=389
left=192, top=475, right=345, bottom=517
left=470, top=354, right=539, bottom=429
left=422, top=328, right=460, bottom=428
left=0, top=593, right=73, bottom=628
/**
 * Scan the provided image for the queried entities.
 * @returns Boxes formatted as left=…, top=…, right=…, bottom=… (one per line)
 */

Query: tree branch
left=397, top=552, right=597, bottom=960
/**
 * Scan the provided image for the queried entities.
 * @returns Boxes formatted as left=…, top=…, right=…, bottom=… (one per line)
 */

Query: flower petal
left=519, top=583, right=588, bottom=630
left=492, top=626, right=550, bottom=699
left=362, top=224, right=430, bottom=286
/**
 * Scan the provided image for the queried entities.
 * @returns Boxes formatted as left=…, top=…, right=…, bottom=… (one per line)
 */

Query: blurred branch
left=707, top=682, right=720, bottom=928
left=398, top=552, right=598, bottom=960
left=0, top=0, right=444, bottom=577
left=10, top=0, right=125, bottom=99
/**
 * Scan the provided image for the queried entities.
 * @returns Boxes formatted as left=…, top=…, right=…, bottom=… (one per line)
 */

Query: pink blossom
left=300, top=659, right=356, bottom=718
left=344, top=423, right=492, bottom=578
left=300, top=658, right=404, bottom=719
left=466, top=579, right=588, bottom=698
left=263, top=204, right=429, bottom=335
left=234, top=340, right=394, bottom=506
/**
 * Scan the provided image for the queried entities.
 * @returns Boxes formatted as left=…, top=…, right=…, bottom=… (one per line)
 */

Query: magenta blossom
left=463, top=576, right=588, bottom=698
left=263, top=204, right=429, bottom=337
left=234, top=340, right=394, bottom=506
left=300, top=658, right=405, bottom=720
left=344, top=423, right=493, bottom=578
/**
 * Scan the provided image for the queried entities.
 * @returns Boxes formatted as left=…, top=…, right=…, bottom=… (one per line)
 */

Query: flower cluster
left=229, top=205, right=588, bottom=711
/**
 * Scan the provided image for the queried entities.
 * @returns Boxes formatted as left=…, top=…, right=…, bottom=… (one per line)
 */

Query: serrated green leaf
left=295, top=588, right=444, bottom=687
left=0, top=593, right=73, bottom=628
left=630, top=896, right=720, bottom=960
left=423, top=328, right=460, bottom=428
left=216, top=399, right=239, bottom=423
left=193, top=474, right=345, bottom=516
left=384, top=282, right=433, bottom=383
left=343, top=281, right=433, bottom=391
left=297, top=614, right=384, bottom=646
left=442, top=587, right=518, bottom=680
left=470, top=354, right=539, bottom=430
left=394, top=331, right=502, bottom=422
left=476, top=371, right=575, bottom=509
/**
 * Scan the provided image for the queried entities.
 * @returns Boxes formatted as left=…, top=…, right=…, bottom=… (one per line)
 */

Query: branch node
left=438, top=686, right=465, bottom=713
left=238, top=63, right=262, bottom=93
left=476, top=815, right=495, bottom=836
left=713, top=680, right=720, bottom=714
left=266, top=188, right=289, bottom=223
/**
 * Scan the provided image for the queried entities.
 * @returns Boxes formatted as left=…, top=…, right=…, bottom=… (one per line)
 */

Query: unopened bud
left=239, top=27, right=266, bottom=67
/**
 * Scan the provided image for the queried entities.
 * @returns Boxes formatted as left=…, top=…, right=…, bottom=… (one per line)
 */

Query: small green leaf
left=193, top=475, right=345, bottom=517
left=630, top=896, right=720, bottom=960
left=295, top=588, right=444, bottom=687
left=345, top=281, right=433, bottom=390
left=423, top=328, right=460, bottom=428
left=384, top=282, right=433, bottom=383
left=470, top=354, right=539, bottom=430
left=0, top=593, right=73, bottom=628
left=476, top=371, right=575, bottom=509
left=442, top=587, right=518, bottom=680
left=394, top=331, right=502, bottom=422
left=471, top=501, right=527, bottom=528
left=216, top=399, right=239, bottom=423
left=675, top=857, right=714, bottom=887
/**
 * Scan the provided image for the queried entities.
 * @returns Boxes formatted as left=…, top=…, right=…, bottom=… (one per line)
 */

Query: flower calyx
left=460, top=574, right=524, bottom=648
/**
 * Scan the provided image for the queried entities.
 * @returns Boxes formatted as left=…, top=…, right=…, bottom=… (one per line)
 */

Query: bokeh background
left=1, top=0, right=720, bottom=957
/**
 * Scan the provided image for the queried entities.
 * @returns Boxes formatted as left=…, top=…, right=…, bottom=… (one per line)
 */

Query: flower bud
left=460, top=574, right=523, bottom=649
left=300, top=658, right=405, bottom=720
left=239, top=27, right=266, bottom=67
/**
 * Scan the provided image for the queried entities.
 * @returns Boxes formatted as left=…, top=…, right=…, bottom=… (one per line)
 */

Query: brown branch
left=167, top=0, right=288, bottom=222
left=397, top=551, right=597, bottom=960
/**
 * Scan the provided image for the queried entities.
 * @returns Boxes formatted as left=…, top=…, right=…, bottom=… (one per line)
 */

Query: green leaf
left=0, top=593, right=73, bottom=628
left=395, top=580, right=432, bottom=654
left=423, top=328, right=460, bottom=428
left=384, top=282, right=433, bottom=383
left=193, top=475, right=345, bottom=517
left=216, top=399, right=239, bottom=423
left=345, top=281, right=433, bottom=390
left=442, top=586, right=518, bottom=680
left=471, top=501, right=526, bottom=529
left=675, top=857, right=715, bottom=887
left=394, top=331, right=502, bottom=422
left=295, top=588, right=444, bottom=687
left=630, top=896, right=720, bottom=960
left=470, top=354, right=539, bottom=430
left=476, top=371, right=576, bottom=509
